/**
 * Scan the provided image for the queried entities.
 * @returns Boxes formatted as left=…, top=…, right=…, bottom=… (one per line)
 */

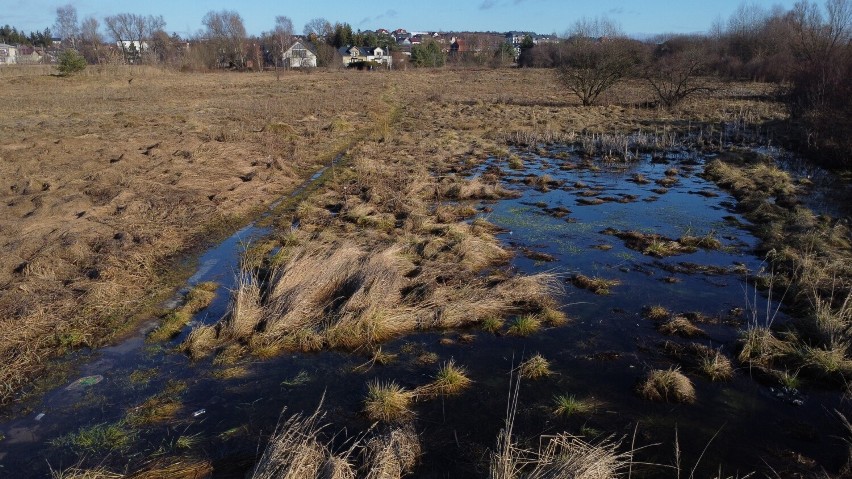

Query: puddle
left=0, top=147, right=847, bottom=477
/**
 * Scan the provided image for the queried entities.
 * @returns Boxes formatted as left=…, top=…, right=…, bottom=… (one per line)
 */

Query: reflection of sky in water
left=0, top=147, right=846, bottom=477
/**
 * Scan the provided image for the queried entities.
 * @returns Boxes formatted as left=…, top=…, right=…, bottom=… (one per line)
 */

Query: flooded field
left=1, top=135, right=848, bottom=478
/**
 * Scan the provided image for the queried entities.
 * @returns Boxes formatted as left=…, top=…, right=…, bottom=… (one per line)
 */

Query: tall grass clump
left=518, top=354, right=553, bottom=380
left=508, top=315, right=542, bottom=336
left=552, top=395, right=599, bottom=417
left=420, top=360, right=472, bottom=396
left=638, top=367, right=696, bottom=403
left=364, top=426, right=421, bottom=479
left=364, top=380, right=416, bottom=423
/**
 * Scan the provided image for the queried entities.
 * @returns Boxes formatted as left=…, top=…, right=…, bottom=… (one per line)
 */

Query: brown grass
left=363, top=380, right=416, bottom=423
left=638, top=367, right=696, bottom=403
left=0, top=67, right=789, bottom=406
left=518, top=354, right=554, bottom=379
left=658, top=316, right=707, bottom=338
left=364, top=426, right=421, bottom=479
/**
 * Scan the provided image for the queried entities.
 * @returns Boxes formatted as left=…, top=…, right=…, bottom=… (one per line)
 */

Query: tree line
left=523, top=1, right=850, bottom=167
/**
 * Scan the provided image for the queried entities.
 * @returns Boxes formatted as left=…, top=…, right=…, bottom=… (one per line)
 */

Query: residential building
left=0, top=43, right=17, bottom=65
left=282, top=41, right=317, bottom=68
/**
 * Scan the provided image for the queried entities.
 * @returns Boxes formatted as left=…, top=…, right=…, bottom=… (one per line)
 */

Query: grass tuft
left=364, top=380, right=416, bottom=423
left=638, top=367, right=696, bottom=403
left=643, top=305, right=671, bottom=321
left=552, top=395, right=599, bottom=417
left=518, top=354, right=553, bottom=380
left=658, top=316, right=706, bottom=338
left=571, top=274, right=621, bottom=295
left=421, top=360, right=472, bottom=396
left=507, top=315, right=542, bottom=336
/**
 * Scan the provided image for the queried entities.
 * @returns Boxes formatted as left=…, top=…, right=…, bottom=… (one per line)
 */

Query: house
left=337, top=45, right=392, bottom=68
left=0, top=43, right=17, bottom=65
left=15, top=45, right=44, bottom=64
left=505, top=32, right=529, bottom=46
left=282, top=41, right=317, bottom=68
left=450, top=38, right=467, bottom=54
left=338, top=45, right=366, bottom=66
left=364, top=46, right=391, bottom=67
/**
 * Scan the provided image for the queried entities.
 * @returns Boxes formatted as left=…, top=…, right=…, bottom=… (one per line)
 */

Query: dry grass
left=643, top=305, right=671, bottom=321
left=418, top=359, right=472, bottom=396
left=658, top=316, right=707, bottom=338
left=638, top=367, right=696, bottom=403
left=0, top=67, right=391, bottom=405
left=0, top=67, right=790, bottom=405
left=251, top=401, right=420, bottom=479
left=570, top=274, right=622, bottom=295
left=737, top=326, right=792, bottom=368
left=699, top=349, right=735, bottom=381
left=518, top=354, right=553, bottom=380
left=490, top=378, right=631, bottom=479
left=364, top=426, right=421, bottom=479
left=251, top=405, right=329, bottom=479
left=364, top=380, right=416, bottom=423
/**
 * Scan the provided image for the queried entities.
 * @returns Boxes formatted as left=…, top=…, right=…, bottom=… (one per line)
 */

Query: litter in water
left=34, top=413, right=45, bottom=421
left=192, top=409, right=206, bottom=417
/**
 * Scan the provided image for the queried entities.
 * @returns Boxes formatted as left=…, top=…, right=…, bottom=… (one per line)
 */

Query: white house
left=282, top=41, right=317, bottom=68
left=0, top=43, right=17, bottom=65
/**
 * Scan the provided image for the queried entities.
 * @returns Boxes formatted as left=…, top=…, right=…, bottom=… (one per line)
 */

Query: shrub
left=57, top=49, right=87, bottom=76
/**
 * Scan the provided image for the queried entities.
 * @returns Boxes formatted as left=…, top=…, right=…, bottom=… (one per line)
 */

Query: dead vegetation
left=704, top=152, right=852, bottom=386
left=250, top=403, right=420, bottom=479
left=180, top=125, right=563, bottom=359
left=0, top=67, right=392, bottom=405
left=638, top=367, right=696, bottom=403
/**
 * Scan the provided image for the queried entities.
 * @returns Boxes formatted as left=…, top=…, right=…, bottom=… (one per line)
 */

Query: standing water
left=0, top=146, right=847, bottom=477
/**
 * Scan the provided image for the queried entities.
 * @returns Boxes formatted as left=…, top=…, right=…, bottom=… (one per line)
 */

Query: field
left=2, top=66, right=850, bottom=478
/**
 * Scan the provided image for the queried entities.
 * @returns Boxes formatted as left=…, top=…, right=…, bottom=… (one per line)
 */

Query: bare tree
left=54, top=4, right=79, bottom=49
left=79, top=16, right=103, bottom=64
left=556, top=18, right=640, bottom=106
left=788, top=0, right=852, bottom=165
left=202, top=10, right=248, bottom=69
left=272, top=16, right=294, bottom=68
left=644, top=40, right=712, bottom=108
left=303, top=17, right=332, bottom=42
left=104, top=13, right=166, bottom=63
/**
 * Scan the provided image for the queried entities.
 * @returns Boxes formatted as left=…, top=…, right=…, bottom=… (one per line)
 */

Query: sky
left=5, top=0, right=802, bottom=39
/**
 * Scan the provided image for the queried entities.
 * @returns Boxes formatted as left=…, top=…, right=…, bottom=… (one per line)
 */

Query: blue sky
left=6, top=1, right=800, bottom=38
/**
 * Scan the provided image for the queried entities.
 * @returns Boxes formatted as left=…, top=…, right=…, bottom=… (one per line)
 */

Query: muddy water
left=0, top=148, right=847, bottom=478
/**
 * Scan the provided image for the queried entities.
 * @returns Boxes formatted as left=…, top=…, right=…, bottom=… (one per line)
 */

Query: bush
left=57, top=49, right=87, bottom=76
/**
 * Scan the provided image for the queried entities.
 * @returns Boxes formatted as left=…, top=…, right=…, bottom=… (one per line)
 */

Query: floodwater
left=0, top=145, right=848, bottom=478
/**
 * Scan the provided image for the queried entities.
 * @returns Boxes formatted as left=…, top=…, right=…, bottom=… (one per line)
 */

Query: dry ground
left=0, top=65, right=786, bottom=407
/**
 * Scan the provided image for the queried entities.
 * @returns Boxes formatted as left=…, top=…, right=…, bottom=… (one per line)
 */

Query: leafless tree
left=202, top=10, right=248, bottom=69
left=79, top=16, right=103, bottom=64
left=272, top=16, right=294, bottom=68
left=54, top=4, right=79, bottom=49
left=644, top=40, right=712, bottom=108
left=104, top=13, right=166, bottom=63
left=788, top=0, right=852, bottom=165
left=556, top=17, right=640, bottom=106
left=303, top=17, right=332, bottom=42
